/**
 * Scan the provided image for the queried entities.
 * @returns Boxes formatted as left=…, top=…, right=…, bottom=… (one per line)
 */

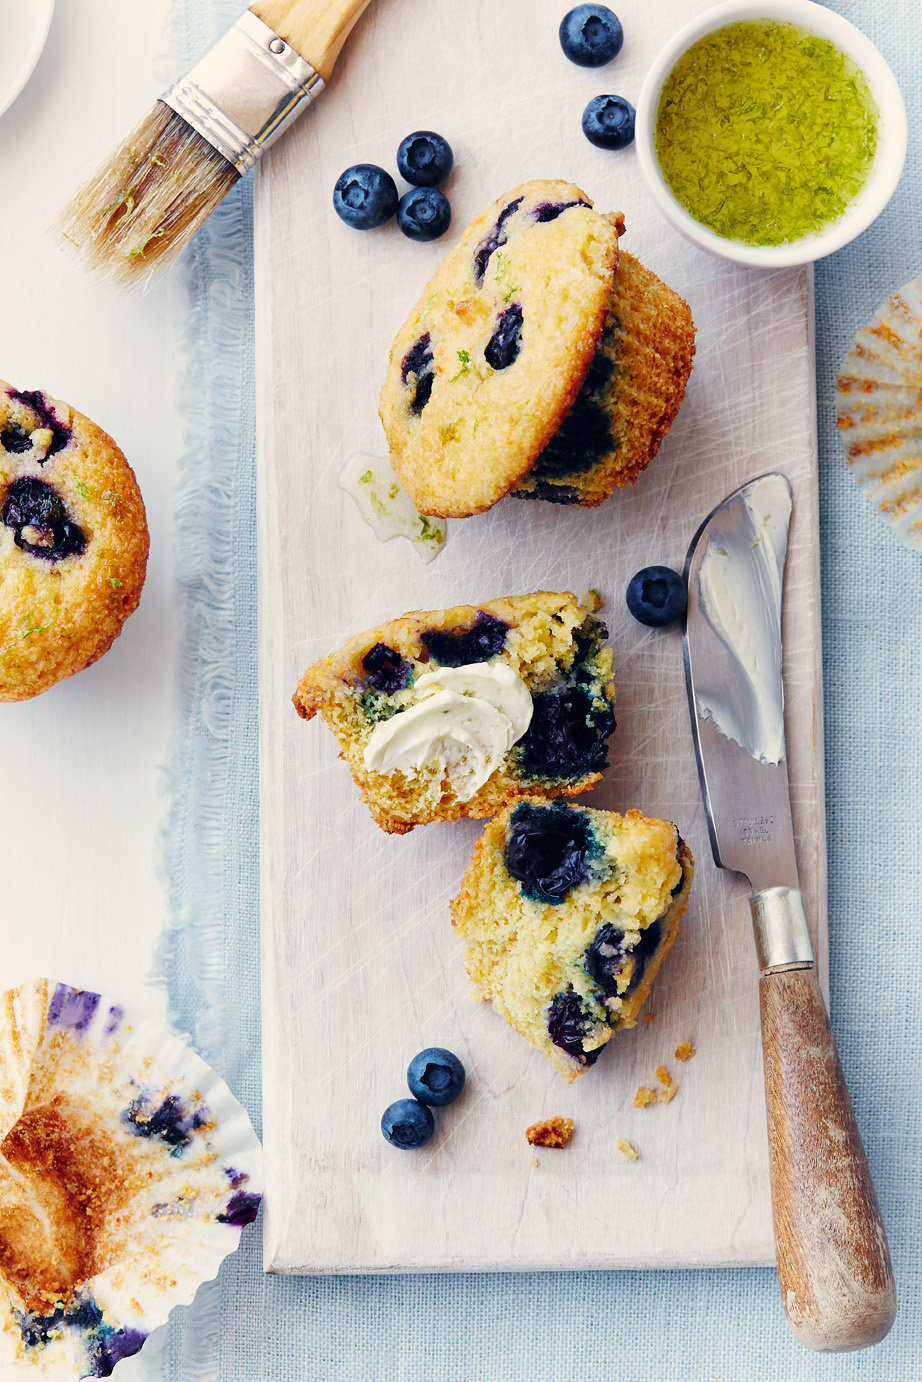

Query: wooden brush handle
left=251, top=0, right=375, bottom=82
left=759, top=964, right=896, bottom=1352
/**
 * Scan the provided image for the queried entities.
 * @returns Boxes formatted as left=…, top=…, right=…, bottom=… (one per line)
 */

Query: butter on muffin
left=292, top=591, right=616, bottom=834
left=0, top=383, right=149, bottom=701
left=451, top=799, right=693, bottom=1081
left=379, top=180, right=622, bottom=517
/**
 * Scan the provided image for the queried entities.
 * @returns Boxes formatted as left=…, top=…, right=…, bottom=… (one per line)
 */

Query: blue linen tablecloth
left=155, top=0, right=922, bottom=1376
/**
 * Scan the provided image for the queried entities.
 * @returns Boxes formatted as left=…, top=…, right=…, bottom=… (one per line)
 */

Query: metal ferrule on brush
left=162, top=11, right=325, bottom=174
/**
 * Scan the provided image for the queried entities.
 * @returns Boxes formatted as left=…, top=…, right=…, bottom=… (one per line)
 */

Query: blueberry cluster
left=558, top=6, right=635, bottom=150
left=381, top=1047, right=465, bottom=1149
left=333, top=131, right=453, bottom=241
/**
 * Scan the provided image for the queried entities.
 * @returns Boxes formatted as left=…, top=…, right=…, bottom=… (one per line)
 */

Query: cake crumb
left=635, top=1069, right=679, bottom=1107
left=580, top=588, right=603, bottom=612
left=641, top=1013, right=656, bottom=1023
left=656, top=1065, right=673, bottom=1088
left=617, top=1138, right=639, bottom=1160
left=526, top=1117, right=574, bottom=1148
left=674, top=1040, right=696, bottom=1061
left=634, top=1086, right=658, bottom=1108
left=531, top=1156, right=540, bottom=1167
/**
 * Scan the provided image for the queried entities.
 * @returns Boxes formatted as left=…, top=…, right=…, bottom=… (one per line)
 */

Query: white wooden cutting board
left=255, top=0, right=826, bottom=1274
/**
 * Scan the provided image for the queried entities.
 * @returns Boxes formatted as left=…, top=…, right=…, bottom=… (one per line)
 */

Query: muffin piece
left=511, top=251, right=696, bottom=505
left=451, top=799, right=693, bottom=1081
left=0, top=383, right=149, bottom=700
left=292, top=592, right=616, bottom=834
left=379, top=180, right=622, bottom=517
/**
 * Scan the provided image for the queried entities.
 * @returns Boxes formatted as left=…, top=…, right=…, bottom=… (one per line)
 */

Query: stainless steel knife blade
left=682, top=472, right=895, bottom=1353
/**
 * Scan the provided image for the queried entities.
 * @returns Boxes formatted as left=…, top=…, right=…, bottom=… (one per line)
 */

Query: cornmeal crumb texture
left=451, top=798, right=693, bottom=1081
left=0, top=382, right=148, bottom=701
left=526, top=1116, right=574, bottom=1148
left=292, top=591, right=616, bottom=834
left=379, top=179, right=695, bottom=517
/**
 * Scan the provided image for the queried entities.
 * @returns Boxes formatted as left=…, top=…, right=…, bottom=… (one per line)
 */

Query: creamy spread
left=696, top=473, right=791, bottom=764
left=338, top=451, right=447, bottom=563
left=362, top=661, right=532, bottom=800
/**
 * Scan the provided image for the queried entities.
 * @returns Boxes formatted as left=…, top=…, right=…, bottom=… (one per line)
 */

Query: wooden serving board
left=255, top=0, right=826, bottom=1274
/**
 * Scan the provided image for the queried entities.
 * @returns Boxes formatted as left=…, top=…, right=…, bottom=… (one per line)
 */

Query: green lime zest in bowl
left=655, top=21, right=879, bottom=247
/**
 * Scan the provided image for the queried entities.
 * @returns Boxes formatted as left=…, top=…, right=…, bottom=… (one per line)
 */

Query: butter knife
left=683, top=472, right=896, bottom=1352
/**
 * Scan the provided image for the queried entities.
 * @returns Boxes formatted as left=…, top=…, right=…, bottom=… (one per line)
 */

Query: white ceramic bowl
left=0, top=0, right=55, bottom=120
left=634, top=0, right=907, bottom=267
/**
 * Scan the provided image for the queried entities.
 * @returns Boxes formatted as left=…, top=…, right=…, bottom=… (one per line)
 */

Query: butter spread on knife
left=695, top=472, right=792, bottom=765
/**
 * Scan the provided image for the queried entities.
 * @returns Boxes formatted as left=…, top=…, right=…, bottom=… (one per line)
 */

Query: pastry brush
left=58, top=0, right=373, bottom=288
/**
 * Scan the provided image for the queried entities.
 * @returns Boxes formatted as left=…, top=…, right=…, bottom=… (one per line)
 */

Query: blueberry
left=484, top=302, right=524, bottom=370
left=381, top=1098, right=435, bottom=1149
left=420, top=611, right=509, bottom=666
left=625, top=565, right=687, bottom=627
left=473, top=197, right=523, bottom=285
left=505, top=800, right=594, bottom=904
left=396, top=187, right=452, bottom=242
left=559, top=5, right=624, bottom=66
left=401, top=334, right=435, bottom=415
left=362, top=643, right=409, bottom=693
left=333, top=164, right=398, bottom=229
left=407, top=1047, right=465, bottom=1106
left=1, top=477, right=86, bottom=562
left=532, top=199, right=590, bottom=223
left=546, top=991, right=602, bottom=1065
left=515, top=684, right=615, bottom=778
left=396, top=130, right=454, bottom=187
left=581, top=94, right=635, bottom=149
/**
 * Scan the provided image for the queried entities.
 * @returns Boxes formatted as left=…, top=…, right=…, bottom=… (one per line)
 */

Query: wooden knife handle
left=759, top=963, right=896, bottom=1351
left=252, top=0, right=375, bottom=82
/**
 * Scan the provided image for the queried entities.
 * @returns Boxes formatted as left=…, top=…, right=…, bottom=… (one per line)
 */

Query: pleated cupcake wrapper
left=0, top=980, right=262, bottom=1378
left=835, top=276, right=922, bottom=554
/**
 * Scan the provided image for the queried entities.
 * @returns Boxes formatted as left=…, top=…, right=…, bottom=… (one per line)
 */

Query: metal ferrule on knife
left=750, top=885, right=814, bottom=972
left=162, top=11, right=325, bottom=174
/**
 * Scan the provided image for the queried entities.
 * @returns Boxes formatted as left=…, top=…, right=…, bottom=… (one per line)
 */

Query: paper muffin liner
left=0, top=980, right=262, bottom=1379
left=836, top=276, right=922, bottom=554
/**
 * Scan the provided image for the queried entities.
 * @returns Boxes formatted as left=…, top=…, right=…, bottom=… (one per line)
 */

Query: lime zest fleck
left=359, top=469, right=374, bottom=485
left=75, top=479, right=94, bottom=501
left=449, top=349, right=471, bottom=383
left=110, top=577, right=122, bottom=589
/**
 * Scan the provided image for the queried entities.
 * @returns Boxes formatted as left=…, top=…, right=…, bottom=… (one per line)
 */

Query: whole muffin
left=0, top=383, right=149, bottom=700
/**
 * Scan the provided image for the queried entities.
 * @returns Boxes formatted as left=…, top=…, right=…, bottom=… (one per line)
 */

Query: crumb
left=641, top=1013, right=655, bottom=1022
left=674, top=1041, right=696, bottom=1061
left=580, top=588, right=603, bottom=612
left=617, top=1138, right=639, bottom=1160
left=526, top=1116, right=574, bottom=1148
left=655, top=1065, right=673, bottom=1088
left=634, top=1086, right=658, bottom=1108
left=531, top=1156, right=540, bottom=1167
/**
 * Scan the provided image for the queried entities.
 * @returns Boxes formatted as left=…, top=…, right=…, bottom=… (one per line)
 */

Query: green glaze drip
left=655, top=21, right=879, bottom=246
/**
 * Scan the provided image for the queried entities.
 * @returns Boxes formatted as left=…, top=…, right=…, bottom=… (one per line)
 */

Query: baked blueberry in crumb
left=421, top=611, right=509, bottom=665
left=407, top=1047, right=465, bottom=1105
left=396, top=130, right=454, bottom=187
left=381, top=1097, right=435, bottom=1148
left=547, top=991, right=602, bottom=1065
left=401, top=334, right=435, bottom=415
left=2, top=477, right=86, bottom=561
left=473, top=197, right=523, bottom=285
left=533, top=198, right=591, bottom=222
left=122, top=1092, right=205, bottom=1148
left=485, top=302, right=524, bottom=370
left=516, top=684, right=615, bottom=779
left=6, top=388, right=71, bottom=457
left=505, top=800, right=595, bottom=903
left=362, top=642, right=409, bottom=693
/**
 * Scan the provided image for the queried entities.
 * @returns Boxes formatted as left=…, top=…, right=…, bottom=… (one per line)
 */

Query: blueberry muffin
left=292, top=592, right=616, bottom=834
left=451, top=799, right=693, bottom=1081
left=0, top=384, right=149, bottom=700
left=511, top=251, right=696, bottom=505
left=379, top=180, right=622, bottom=517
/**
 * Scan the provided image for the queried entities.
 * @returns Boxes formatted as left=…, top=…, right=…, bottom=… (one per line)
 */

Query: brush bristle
left=58, top=103, right=241, bottom=289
